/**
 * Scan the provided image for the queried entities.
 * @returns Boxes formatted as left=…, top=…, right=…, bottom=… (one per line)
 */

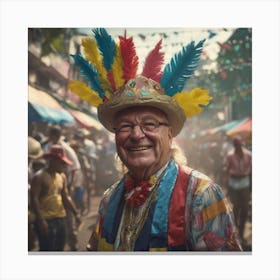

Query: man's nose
left=130, top=124, right=145, bottom=139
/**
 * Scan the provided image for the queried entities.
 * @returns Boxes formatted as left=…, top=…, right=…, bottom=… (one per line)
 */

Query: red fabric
left=203, top=231, right=226, bottom=251
left=124, top=176, right=152, bottom=207
left=168, top=167, right=190, bottom=247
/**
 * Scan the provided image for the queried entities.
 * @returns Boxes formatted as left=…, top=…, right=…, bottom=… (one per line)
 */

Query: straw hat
left=98, top=75, right=185, bottom=136
left=28, top=136, right=44, bottom=159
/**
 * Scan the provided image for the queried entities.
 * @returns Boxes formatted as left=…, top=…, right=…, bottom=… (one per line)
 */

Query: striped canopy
left=28, top=86, right=76, bottom=124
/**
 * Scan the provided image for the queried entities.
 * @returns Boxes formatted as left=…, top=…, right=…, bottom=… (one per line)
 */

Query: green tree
left=28, top=28, right=79, bottom=58
left=215, top=28, right=252, bottom=119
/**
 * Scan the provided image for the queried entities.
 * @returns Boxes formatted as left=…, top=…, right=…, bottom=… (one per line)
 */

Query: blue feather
left=160, top=39, right=205, bottom=96
left=92, top=28, right=116, bottom=71
left=70, top=54, right=105, bottom=99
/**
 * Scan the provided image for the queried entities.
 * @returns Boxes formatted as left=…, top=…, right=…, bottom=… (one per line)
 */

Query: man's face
left=114, top=107, right=173, bottom=175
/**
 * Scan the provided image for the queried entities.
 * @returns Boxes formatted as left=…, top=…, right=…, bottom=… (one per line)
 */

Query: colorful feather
left=111, top=43, right=125, bottom=89
left=68, top=80, right=103, bottom=107
left=107, top=71, right=116, bottom=92
left=70, top=54, right=105, bottom=99
left=92, top=28, right=116, bottom=71
left=160, top=39, right=205, bottom=96
left=172, top=87, right=212, bottom=118
left=81, top=37, right=111, bottom=92
left=141, top=39, right=164, bottom=82
left=119, top=33, right=139, bottom=82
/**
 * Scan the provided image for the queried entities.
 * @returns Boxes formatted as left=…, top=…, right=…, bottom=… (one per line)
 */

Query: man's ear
left=168, top=126, right=173, bottom=142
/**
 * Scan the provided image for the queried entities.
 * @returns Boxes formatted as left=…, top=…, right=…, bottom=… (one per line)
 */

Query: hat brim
left=43, top=154, right=73, bottom=165
left=29, top=150, right=44, bottom=160
left=98, top=94, right=186, bottom=137
left=28, top=137, right=44, bottom=159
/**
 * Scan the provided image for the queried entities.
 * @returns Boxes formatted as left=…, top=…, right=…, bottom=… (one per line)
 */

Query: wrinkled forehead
left=115, top=106, right=168, bottom=123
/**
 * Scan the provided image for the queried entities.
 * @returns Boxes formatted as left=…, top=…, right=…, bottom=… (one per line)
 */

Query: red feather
left=107, top=70, right=116, bottom=92
left=141, top=39, right=164, bottom=83
left=119, top=34, right=139, bottom=82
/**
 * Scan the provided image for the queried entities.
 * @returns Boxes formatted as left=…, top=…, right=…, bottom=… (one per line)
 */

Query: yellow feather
left=105, top=91, right=112, bottom=100
left=68, top=80, right=103, bottom=107
left=81, top=38, right=111, bottom=91
left=172, top=88, right=212, bottom=118
left=111, top=44, right=125, bottom=89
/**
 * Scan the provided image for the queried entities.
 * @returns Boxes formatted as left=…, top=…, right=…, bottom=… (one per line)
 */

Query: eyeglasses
left=114, top=121, right=169, bottom=134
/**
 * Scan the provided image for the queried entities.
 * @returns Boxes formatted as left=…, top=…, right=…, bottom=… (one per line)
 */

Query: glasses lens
left=142, top=122, right=157, bottom=132
left=115, top=121, right=168, bottom=133
left=118, top=124, right=132, bottom=132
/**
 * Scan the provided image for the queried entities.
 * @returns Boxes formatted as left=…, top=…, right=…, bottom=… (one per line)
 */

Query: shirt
left=225, top=148, right=252, bottom=176
left=39, top=170, right=66, bottom=219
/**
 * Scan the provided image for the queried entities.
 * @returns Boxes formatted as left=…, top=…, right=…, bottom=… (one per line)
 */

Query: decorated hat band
left=68, top=28, right=212, bottom=136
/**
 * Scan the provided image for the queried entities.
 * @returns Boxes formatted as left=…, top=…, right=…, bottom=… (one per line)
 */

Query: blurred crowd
left=179, top=132, right=251, bottom=185
left=28, top=123, right=120, bottom=251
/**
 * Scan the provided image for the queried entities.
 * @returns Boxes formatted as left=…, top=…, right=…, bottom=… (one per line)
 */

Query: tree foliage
left=28, top=28, right=79, bottom=58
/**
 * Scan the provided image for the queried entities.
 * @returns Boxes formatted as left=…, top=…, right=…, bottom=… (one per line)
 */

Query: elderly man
left=69, top=28, right=242, bottom=251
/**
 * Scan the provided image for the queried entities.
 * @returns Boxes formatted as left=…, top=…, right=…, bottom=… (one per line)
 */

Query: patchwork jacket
left=87, top=159, right=242, bottom=251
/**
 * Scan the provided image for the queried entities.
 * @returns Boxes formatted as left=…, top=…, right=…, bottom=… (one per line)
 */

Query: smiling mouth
left=128, top=146, right=152, bottom=152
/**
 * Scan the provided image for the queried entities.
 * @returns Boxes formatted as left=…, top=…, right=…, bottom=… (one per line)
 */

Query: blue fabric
left=149, top=160, right=178, bottom=248
left=73, top=187, right=84, bottom=202
left=101, top=179, right=126, bottom=244
left=28, top=103, right=76, bottom=124
left=134, top=202, right=156, bottom=251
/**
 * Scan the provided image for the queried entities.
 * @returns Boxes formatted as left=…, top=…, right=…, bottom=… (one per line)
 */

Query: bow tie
left=124, top=175, right=155, bottom=207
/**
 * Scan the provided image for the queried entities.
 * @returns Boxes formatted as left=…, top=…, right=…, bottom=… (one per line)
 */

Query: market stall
left=28, top=85, right=76, bottom=124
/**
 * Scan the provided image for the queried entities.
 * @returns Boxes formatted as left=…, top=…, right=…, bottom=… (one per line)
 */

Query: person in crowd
left=70, top=139, right=88, bottom=215
left=220, top=133, right=233, bottom=160
left=28, top=137, right=44, bottom=181
left=95, top=130, right=119, bottom=195
left=28, top=136, right=45, bottom=251
left=224, top=136, right=252, bottom=245
left=30, top=145, right=81, bottom=251
left=69, top=28, right=242, bottom=251
left=43, top=125, right=81, bottom=188
left=219, top=133, right=233, bottom=187
left=43, top=125, right=82, bottom=251
left=74, top=128, right=98, bottom=212
left=28, top=123, right=48, bottom=146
